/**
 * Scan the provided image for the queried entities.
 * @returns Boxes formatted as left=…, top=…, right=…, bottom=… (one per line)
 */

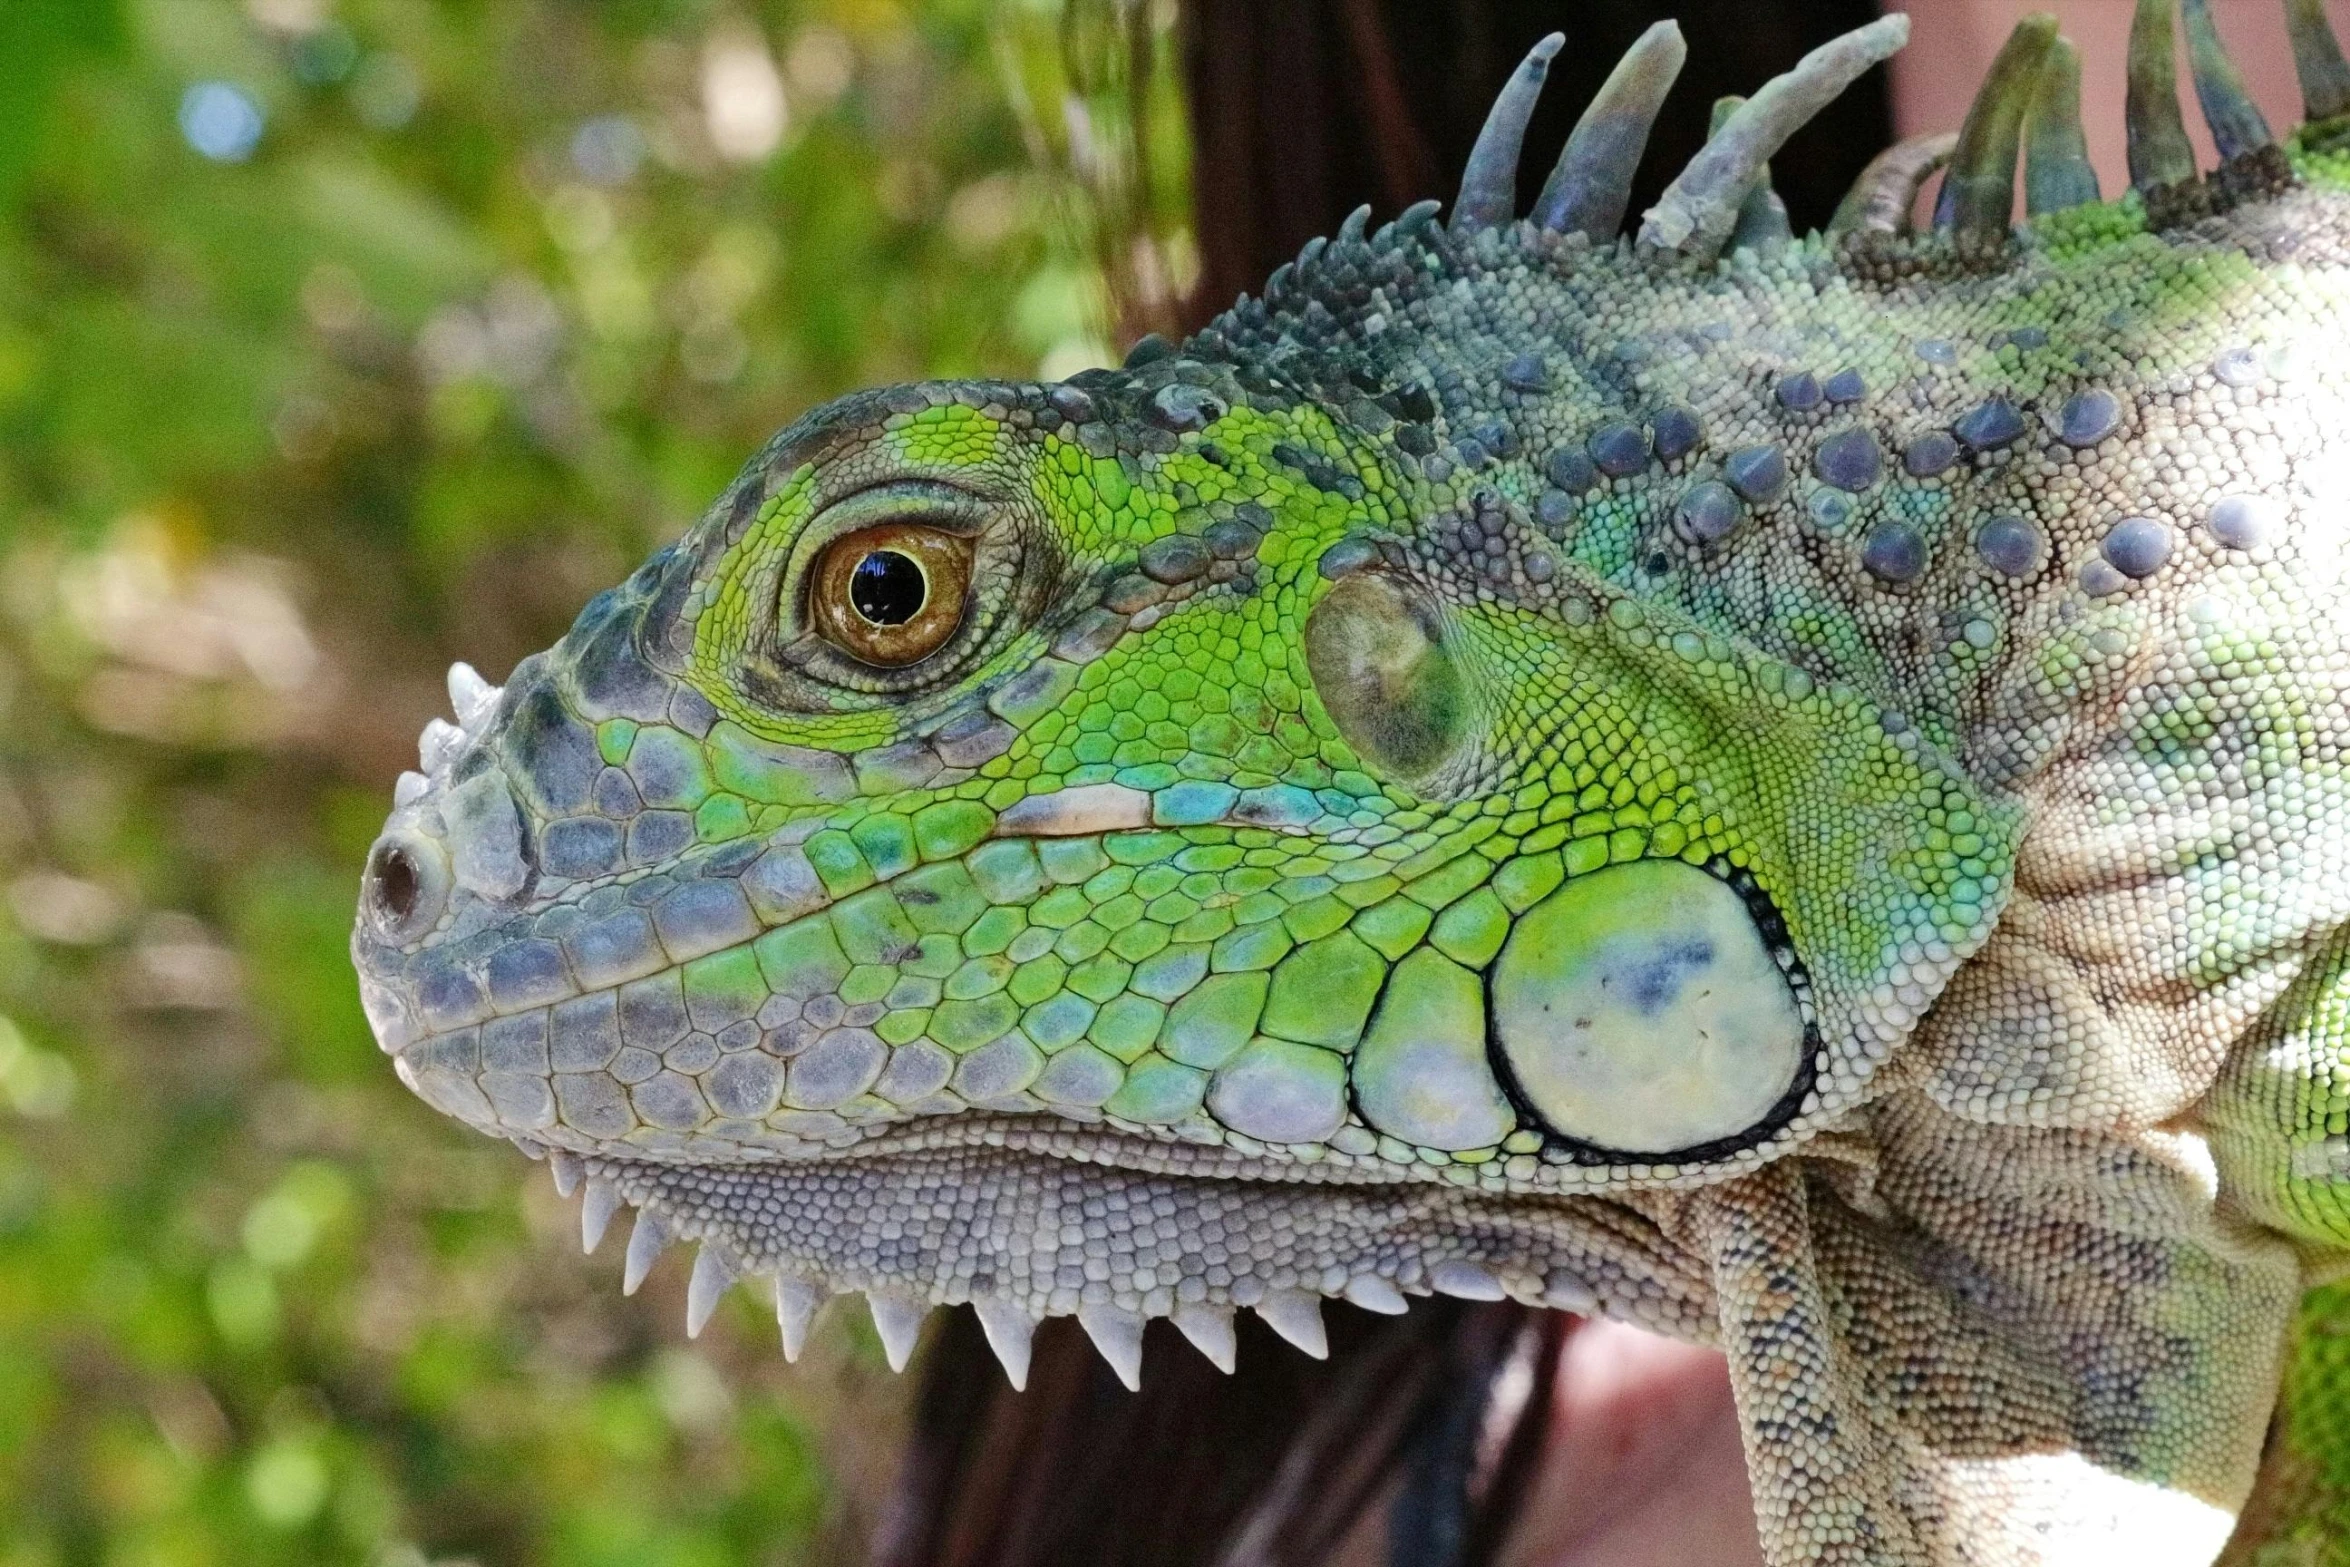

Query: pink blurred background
left=1891, top=0, right=2318, bottom=195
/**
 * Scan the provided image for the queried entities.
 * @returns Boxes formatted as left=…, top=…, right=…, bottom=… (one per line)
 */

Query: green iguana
left=347, top=2, right=2350, bottom=1559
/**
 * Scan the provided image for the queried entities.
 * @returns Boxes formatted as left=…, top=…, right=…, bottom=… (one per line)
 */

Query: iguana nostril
left=372, top=843, right=419, bottom=921
left=1302, top=571, right=1467, bottom=782
left=362, top=830, right=451, bottom=943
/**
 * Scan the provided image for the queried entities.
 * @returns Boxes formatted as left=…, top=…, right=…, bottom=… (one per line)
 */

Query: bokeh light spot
left=245, top=1438, right=329, bottom=1528
left=179, top=82, right=265, bottom=162
left=570, top=115, right=647, bottom=185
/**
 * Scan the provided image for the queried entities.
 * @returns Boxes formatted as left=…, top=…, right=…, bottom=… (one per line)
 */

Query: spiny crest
left=1638, top=15, right=1910, bottom=255
left=1232, top=0, right=2350, bottom=316
left=1184, top=0, right=2349, bottom=496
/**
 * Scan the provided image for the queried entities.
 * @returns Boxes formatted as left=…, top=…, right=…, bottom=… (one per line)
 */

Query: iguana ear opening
left=361, top=828, right=450, bottom=946
left=1490, top=860, right=1812, bottom=1158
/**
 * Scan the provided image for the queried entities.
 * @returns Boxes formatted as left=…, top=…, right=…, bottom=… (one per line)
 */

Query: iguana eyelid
left=799, top=477, right=1000, bottom=540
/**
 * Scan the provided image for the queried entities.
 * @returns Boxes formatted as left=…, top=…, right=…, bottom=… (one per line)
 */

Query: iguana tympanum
left=349, top=2, right=2350, bottom=1559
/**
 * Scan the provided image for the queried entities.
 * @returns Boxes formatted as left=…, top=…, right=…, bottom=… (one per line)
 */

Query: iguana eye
left=809, top=522, right=973, bottom=667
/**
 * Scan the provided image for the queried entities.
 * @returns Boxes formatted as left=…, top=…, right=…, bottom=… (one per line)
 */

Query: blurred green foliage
left=0, top=1, right=1190, bottom=1562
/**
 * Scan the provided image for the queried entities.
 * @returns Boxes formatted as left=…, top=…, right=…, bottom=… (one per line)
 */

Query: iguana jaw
left=350, top=701, right=1753, bottom=1390
left=353, top=715, right=1725, bottom=1393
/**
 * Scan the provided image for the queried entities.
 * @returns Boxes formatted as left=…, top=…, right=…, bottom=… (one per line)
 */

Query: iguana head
left=349, top=2, right=2350, bottom=1392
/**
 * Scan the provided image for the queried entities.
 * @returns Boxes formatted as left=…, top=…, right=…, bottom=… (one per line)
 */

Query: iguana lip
left=990, top=782, right=1150, bottom=836
left=517, top=1134, right=1710, bottom=1393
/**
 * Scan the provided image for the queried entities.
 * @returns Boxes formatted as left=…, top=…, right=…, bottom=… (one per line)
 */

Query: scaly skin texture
left=354, top=11, right=2350, bottom=1563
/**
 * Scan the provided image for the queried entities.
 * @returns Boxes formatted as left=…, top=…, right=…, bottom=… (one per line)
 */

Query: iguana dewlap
left=349, top=4, right=2350, bottom=1560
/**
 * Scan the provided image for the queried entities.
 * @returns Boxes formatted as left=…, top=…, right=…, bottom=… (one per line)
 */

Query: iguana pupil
left=849, top=550, right=924, bottom=626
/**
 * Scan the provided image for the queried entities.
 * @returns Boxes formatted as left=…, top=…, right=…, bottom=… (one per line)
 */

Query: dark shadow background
left=1180, top=0, right=1890, bottom=326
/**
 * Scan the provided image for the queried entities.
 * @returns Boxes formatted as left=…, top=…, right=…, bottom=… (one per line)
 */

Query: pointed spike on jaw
left=2286, top=0, right=2350, bottom=123
left=973, top=1299, right=1036, bottom=1391
left=621, top=1209, right=671, bottom=1295
left=867, top=1294, right=927, bottom=1373
left=1640, top=14, right=1911, bottom=257
left=1343, top=1274, right=1410, bottom=1315
left=776, top=1276, right=823, bottom=1363
left=1934, top=13, right=2059, bottom=240
left=1828, top=132, right=1958, bottom=237
left=1452, top=32, right=1566, bottom=234
left=685, top=1244, right=738, bottom=1338
left=580, top=1179, right=620, bottom=1254
left=548, top=1149, right=583, bottom=1199
left=2026, top=35, right=2101, bottom=214
left=1254, top=1290, right=1330, bottom=1359
left=1077, top=1304, right=1147, bottom=1392
left=1174, top=1303, right=1238, bottom=1373
left=2181, top=0, right=2274, bottom=160
left=1431, top=1259, right=1510, bottom=1301
left=2127, top=0, right=2198, bottom=190
left=1533, top=20, right=1687, bottom=241
left=1543, top=1270, right=1600, bottom=1315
